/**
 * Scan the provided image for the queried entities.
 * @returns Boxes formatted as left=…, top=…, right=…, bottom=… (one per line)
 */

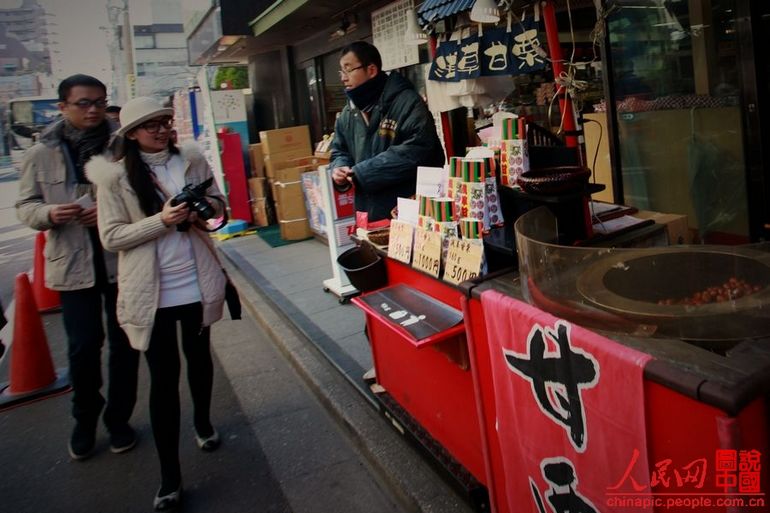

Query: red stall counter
left=352, top=256, right=488, bottom=501
left=460, top=274, right=770, bottom=513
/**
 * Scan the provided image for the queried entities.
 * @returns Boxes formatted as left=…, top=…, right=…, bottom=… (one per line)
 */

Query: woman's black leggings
left=144, top=302, right=213, bottom=489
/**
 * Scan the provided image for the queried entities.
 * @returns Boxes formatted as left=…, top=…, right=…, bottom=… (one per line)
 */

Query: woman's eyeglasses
left=139, top=118, right=174, bottom=134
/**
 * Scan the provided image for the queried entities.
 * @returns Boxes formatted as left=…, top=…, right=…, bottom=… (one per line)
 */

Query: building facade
left=116, top=0, right=196, bottom=102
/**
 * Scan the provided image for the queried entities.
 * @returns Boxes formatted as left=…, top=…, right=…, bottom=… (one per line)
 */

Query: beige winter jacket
left=85, top=143, right=226, bottom=351
left=16, top=136, right=118, bottom=290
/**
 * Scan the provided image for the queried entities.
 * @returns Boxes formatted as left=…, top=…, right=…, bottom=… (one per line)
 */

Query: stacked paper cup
left=499, top=117, right=529, bottom=187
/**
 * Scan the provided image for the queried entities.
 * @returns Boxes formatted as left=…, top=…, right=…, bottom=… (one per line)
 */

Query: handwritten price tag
left=388, top=220, right=414, bottom=264
left=412, top=228, right=442, bottom=278
left=443, top=237, right=484, bottom=285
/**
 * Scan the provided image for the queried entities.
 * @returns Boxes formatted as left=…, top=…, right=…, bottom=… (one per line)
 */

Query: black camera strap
left=202, top=195, right=229, bottom=232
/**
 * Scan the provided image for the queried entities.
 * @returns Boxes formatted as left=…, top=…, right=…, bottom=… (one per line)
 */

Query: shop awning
left=187, top=3, right=271, bottom=65
left=417, top=0, right=475, bottom=28
left=250, top=0, right=310, bottom=38
left=247, top=0, right=378, bottom=51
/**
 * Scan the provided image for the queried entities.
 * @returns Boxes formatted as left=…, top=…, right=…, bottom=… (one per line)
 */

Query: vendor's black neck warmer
left=345, top=72, right=387, bottom=113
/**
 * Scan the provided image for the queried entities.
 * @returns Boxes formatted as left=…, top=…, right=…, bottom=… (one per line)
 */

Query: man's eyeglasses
left=68, top=99, right=108, bottom=110
left=139, top=118, right=174, bottom=134
left=338, top=65, right=365, bottom=78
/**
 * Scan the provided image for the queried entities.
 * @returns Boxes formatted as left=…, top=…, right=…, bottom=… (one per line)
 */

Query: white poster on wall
left=371, top=0, right=420, bottom=71
left=210, top=89, right=247, bottom=123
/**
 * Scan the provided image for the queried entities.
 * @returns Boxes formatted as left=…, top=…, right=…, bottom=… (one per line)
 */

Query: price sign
left=411, top=228, right=442, bottom=278
left=388, top=220, right=414, bottom=264
left=443, top=237, right=484, bottom=285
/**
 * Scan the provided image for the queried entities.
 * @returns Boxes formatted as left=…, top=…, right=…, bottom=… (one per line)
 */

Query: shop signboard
left=429, top=16, right=545, bottom=82
left=125, top=73, right=136, bottom=100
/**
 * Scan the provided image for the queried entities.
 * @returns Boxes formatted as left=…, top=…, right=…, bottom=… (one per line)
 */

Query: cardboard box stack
left=247, top=176, right=272, bottom=227
left=248, top=143, right=265, bottom=178
left=246, top=143, right=271, bottom=227
left=259, top=126, right=317, bottom=240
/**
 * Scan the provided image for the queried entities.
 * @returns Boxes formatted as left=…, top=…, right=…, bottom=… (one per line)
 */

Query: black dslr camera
left=170, top=177, right=216, bottom=231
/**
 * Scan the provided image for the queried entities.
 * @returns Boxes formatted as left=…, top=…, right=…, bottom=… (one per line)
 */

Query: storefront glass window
left=607, top=0, right=749, bottom=243
left=321, top=50, right=348, bottom=134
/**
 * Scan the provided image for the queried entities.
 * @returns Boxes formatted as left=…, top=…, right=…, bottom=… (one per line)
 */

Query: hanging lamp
left=470, top=0, right=500, bottom=24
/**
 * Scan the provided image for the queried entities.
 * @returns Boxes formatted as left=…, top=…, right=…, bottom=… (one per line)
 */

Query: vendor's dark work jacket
left=329, top=72, right=445, bottom=221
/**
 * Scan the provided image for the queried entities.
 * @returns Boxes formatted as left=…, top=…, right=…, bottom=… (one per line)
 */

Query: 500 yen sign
left=443, top=237, right=484, bottom=285
left=446, top=265, right=477, bottom=283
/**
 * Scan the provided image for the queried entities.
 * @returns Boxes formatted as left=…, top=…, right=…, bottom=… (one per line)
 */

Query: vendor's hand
left=49, top=203, right=83, bottom=225
left=78, top=205, right=98, bottom=227
left=161, top=199, right=190, bottom=227
left=332, top=166, right=354, bottom=186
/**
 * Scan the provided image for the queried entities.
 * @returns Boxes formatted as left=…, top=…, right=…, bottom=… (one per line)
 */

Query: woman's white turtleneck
left=142, top=151, right=201, bottom=308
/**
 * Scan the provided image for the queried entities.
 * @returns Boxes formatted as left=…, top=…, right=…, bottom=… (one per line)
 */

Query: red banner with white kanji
left=480, top=290, right=653, bottom=513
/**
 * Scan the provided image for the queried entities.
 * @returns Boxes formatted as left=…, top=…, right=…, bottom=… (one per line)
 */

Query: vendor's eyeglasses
left=338, top=65, right=364, bottom=78
left=139, top=118, right=174, bottom=133
left=68, top=99, right=108, bottom=109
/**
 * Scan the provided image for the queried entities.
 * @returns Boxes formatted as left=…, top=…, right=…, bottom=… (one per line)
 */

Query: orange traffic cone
left=31, top=231, right=61, bottom=313
left=0, top=273, right=70, bottom=411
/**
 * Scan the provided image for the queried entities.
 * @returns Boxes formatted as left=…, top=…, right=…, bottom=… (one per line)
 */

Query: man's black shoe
left=68, top=422, right=96, bottom=461
left=110, top=425, right=137, bottom=454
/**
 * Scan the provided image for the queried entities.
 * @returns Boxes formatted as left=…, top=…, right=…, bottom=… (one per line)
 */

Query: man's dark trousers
left=60, top=282, right=139, bottom=433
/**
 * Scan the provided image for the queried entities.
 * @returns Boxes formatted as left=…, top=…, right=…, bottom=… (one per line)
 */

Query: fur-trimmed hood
left=86, top=140, right=206, bottom=187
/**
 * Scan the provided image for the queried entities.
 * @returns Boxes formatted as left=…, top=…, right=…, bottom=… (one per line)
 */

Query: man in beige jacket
left=16, top=74, right=139, bottom=460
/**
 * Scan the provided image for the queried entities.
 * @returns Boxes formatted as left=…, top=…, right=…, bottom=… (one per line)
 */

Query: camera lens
left=192, top=199, right=216, bottom=220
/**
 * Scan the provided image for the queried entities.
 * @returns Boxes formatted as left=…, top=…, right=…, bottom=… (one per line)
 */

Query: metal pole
left=122, top=0, right=136, bottom=100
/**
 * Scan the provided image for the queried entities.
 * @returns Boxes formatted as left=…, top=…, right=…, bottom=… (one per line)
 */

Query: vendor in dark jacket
left=330, top=41, right=445, bottom=222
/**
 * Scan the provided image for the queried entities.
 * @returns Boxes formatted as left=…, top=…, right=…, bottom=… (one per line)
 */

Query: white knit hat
left=117, top=96, right=174, bottom=136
